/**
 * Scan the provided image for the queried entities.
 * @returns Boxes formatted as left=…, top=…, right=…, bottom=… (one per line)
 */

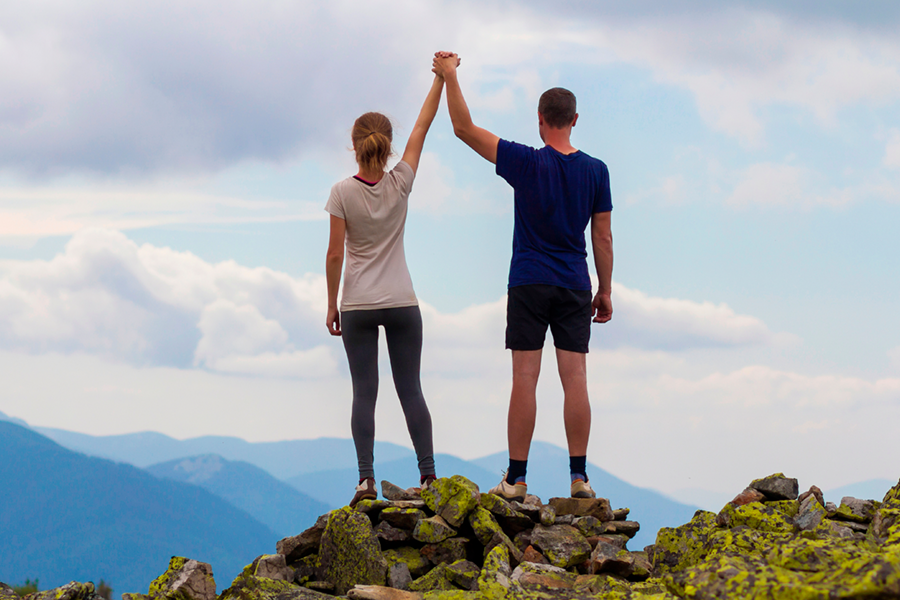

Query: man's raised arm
left=433, top=52, right=500, bottom=164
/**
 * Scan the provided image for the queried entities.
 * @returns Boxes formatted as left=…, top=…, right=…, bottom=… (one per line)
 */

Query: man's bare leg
left=556, top=348, right=590, bottom=456
left=509, top=349, right=542, bottom=461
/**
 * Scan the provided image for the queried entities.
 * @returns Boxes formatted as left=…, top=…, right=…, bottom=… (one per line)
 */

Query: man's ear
left=572, top=113, right=579, bottom=128
left=538, top=112, right=545, bottom=127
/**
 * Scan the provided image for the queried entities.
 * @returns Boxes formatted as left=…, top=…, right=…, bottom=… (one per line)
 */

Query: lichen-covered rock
left=278, top=514, right=328, bottom=562
left=407, top=564, right=455, bottom=592
left=749, top=472, right=799, bottom=501
left=648, top=510, right=718, bottom=575
left=381, top=508, right=425, bottom=531
left=355, top=499, right=392, bottom=514
left=479, top=493, right=517, bottom=518
left=383, top=547, right=431, bottom=579
left=319, top=506, right=388, bottom=594
left=445, top=560, right=480, bottom=591
left=0, top=583, right=16, bottom=600
left=347, top=585, right=421, bottom=600
left=484, top=530, right=524, bottom=567
left=530, top=524, right=591, bottom=569
left=768, top=499, right=800, bottom=518
left=539, top=505, right=556, bottom=527
left=421, top=538, right=468, bottom=566
left=590, top=541, right=633, bottom=576
left=26, top=582, right=104, bottom=600
left=413, top=515, right=456, bottom=544
left=509, top=500, right=541, bottom=520
left=573, top=515, right=603, bottom=537
left=477, top=544, right=519, bottom=596
left=613, top=508, right=630, bottom=521
left=521, top=545, right=548, bottom=564
left=420, top=476, right=480, bottom=528
left=147, top=557, right=216, bottom=600
left=599, top=520, right=641, bottom=539
left=834, top=497, right=878, bottom=523
left=664, top=552, right=820, bottom=599
left=467, top=505, right=504, bottom=546
left=796, top=495, right=828, bottom=531
left=715, top=501, right=797, bottom=534
left=219, top=565, right=331, bottom=600
left=548, top=497, right=614, bottom=522
left=798, top=485, right=825, bottom=507
left=250, top=554, right=294, bottom=581
left=510, top=562, right=577, bottom=590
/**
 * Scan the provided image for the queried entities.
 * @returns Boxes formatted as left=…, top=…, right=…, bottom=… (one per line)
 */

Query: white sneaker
left=571, top=478, right=596, bottom=499
left=489, top=473, right=527, bottom=503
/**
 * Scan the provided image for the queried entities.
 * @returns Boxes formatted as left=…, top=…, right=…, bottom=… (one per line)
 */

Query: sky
left=1, top=0, right=899, bottom=502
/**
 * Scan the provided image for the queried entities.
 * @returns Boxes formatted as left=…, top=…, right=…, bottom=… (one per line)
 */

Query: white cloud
left=726, top=162, right=861, bottom=208
left=885, top=130, right=900, bottom=169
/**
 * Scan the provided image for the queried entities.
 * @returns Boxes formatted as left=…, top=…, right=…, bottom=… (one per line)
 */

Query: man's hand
left=432, top=51, right=460, bottom=78
left=592, top=293, right=612, bottom=323
left=326, top=307, right=341, bottom=336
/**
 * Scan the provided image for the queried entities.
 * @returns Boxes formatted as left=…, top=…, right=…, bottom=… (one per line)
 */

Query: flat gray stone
left=749, top=473, right=799, bottom=501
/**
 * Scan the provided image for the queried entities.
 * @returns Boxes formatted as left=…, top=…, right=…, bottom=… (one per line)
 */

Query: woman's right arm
left=401, top=75, right=445, bottom=174
left=325, top=214, right=346, bottom=336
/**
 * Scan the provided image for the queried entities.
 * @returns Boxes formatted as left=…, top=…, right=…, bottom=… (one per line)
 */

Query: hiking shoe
left=420, top=475, right=437, bottom=490
left=571, top=478, right=596, bottom=499
left=489, top=473, right=527, bottom=502
left=350, top=477, right=377, bottom=507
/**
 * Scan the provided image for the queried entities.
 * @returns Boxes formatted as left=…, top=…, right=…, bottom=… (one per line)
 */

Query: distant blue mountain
left=0, top=421, right=276, bottom=595
left=826, top=479, right=898, bottom=503
left=146, top=454, right=329, bottom=537
left=288, top=453, right=500, bottom=507
left=35, top=427, right=413, bottom=480
left=0, top=409, right=28, bottom=428
left=474, top=441, right=699, bottom=550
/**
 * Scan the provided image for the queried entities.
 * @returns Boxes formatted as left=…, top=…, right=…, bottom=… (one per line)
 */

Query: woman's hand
left=326, top=306, right=342, bottom=336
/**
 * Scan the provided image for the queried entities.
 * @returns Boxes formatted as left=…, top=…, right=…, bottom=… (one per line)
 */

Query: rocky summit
left=6, top=473, right=900, bottom=599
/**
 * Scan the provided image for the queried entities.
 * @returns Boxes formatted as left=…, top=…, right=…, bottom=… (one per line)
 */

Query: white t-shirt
left=325, top=161, right=418, bottom=311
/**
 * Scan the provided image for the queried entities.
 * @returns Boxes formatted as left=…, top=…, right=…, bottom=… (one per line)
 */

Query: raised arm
left=591, top=211, right=613, bottom=323
left=401, top=75, right=445, bottom=174
left=433, top=52, right=500, bottom=164
left=325, top=214, right=346, bottom=335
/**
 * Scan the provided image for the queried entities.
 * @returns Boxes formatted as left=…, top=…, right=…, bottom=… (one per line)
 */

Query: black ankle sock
left=569, top=455, right=587, bottom=481
left=506, top=459, right=527, bottom=484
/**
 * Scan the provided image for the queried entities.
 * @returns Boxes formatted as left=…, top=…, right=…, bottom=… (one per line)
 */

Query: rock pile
left=7, top=472, right=900, bottom=599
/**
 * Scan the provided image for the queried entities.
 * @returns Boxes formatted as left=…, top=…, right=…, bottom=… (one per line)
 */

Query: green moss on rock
left=421, top=476, right=481, bottom=528
left=318, top=506, right=387, bottom=595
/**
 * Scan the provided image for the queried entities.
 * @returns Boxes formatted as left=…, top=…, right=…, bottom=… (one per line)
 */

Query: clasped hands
left=432, top=51, right=460, bottom=78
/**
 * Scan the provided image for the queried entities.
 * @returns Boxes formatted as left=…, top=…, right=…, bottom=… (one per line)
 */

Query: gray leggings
left=341, top=306, right=435, bottom=480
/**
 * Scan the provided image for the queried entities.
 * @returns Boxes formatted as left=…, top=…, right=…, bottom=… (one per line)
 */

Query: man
left=432, top=52, right=613, bottom=501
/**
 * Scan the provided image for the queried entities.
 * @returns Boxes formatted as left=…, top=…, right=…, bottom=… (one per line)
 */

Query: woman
left=325, top=73, right=445, bottom=507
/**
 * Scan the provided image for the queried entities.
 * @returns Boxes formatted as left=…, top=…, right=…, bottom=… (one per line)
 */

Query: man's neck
left=542, top=128, right=577, bottom=155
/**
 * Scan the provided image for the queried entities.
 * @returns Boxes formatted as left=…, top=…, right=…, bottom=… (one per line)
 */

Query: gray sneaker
left=571, top=478, right=596, bottom=499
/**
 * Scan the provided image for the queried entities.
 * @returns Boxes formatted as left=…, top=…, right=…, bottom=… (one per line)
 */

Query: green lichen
left=718, top=502, right=798, bottom=534
left=649, top=511, right=718, bottom=575
left=318, top=506, right=387, bottom=595
left=768, top=500, right=800, bottom=518
left=421, top=476, right=481, bottom=528
left=409, top=564, right=456, bottom=592
left=383, top=546, right=431, bottom=579
left=468, top=505, right=504, bottom=546
left=413, top=516, right=457, bottom=544
left=477, top=545, right=514, bottom=598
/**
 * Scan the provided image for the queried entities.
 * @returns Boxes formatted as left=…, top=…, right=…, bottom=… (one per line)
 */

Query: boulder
left=539, top=504, right=556, bottom=527
left=729, top=487, right=767, bottom=507
left=715, top=501, right=797, bottom=533
left=380, top=481, right=419, bottom=502
left=382, top=547, right=430, bottom=579
left=548, top=497, right=614, bottom=522
left=347, top=585, right=421, bottom=600
left=521, top=545, right=548, bottom=564
left=27, top=582, right=103, bottom=600
left=589, top=542, right=633, bottom=576
left=406, top=564, right=455, bottom=592
left=386, top=563, right=412, bottom=591
left=420, top=537, right=468, bottom=565
left=375, top=521, right=410, bottom=543
left=147, top=557, right=216, bottom=600
left=379, top=508, right=424, bottom=531
left=530, top=524, right=592, bottom=569
left=599, top=520, right=640, bottom=538
left=511, top=562, right=578, bottom=590
left=467, top=505, right=504, bottom=545
left=796, top=495, right=828, bottom=531
left=0, top=584, right=16, bottom=600
left=420, top=475, right=480, bottom=528
left=613, top=508, right=630, bottom=521
left=748, top=473, right=799, bottom=501
left=798, top=485, right=825, bottom=507
left=411, top=515, right=456, bottom=543
left=319, top=506, right=388, bottom=595
left=277, top=515, right=328, bottom=562
left=250, top=555, right=294, bottom=581
left=834, top=497, right=878, bottom=523
left=219, top=567, right=330, bottom=600
left=477, top=545, right=518, bottom=595
left=647, top=510, right=718, bottom=575
left=479, top=493, right=518, bottom=518
left=445, top=559, right=480, bottom=591
left=484, top=530, right=524, bottom=566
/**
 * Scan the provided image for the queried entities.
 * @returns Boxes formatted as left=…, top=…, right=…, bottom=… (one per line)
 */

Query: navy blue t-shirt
left=496, top=139, right=612, bottom=291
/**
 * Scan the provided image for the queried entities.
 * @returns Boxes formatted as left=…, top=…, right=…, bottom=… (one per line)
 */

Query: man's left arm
left=591, top=211, right=613, bottom=323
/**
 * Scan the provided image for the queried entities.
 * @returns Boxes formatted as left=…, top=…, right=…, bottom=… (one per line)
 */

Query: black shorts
left=506, top=284, right=592, bottom=353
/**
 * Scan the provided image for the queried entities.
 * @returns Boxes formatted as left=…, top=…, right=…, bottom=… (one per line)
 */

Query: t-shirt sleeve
left=495, top=139, right=535, bottom=187
left=592, top=163, right=613, bottom=213
left=392, top=160, right=415, bottom=195
left=324, top=183, right=345, bottom=219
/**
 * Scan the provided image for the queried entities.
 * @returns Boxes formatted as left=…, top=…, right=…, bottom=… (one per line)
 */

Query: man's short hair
left=538, top=88, right=577, bottom=128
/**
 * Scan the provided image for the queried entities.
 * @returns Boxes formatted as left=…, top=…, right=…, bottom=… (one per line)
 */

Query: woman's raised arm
left=401, top=75, right=445, bottom=174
